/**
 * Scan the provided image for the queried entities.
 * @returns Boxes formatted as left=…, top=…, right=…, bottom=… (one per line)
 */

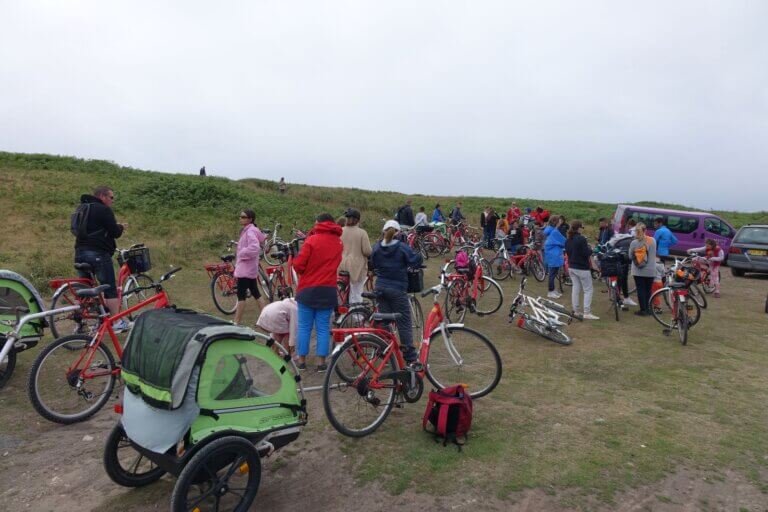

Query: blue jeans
left=74, top=249, right=118, bottom=298
left=547, top=266, right=560, bottom=292
left=296, top=303, right=332, bottom=357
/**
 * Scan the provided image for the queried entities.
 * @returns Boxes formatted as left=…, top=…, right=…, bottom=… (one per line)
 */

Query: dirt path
left=2, top=369, right=767, bottom=512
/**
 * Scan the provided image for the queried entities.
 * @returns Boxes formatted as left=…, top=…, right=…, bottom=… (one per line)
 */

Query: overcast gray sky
left=2, top=1, right=767, bottom=211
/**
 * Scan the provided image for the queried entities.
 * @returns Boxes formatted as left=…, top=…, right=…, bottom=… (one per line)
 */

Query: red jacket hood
left=310, top=221, right=343, bottom=237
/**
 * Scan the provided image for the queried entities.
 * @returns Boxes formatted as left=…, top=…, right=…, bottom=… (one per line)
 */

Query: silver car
left=729, top=224, right=768, bottom=276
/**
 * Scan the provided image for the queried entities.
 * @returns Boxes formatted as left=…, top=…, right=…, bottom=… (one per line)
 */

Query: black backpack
left=70, top=203, right=91, bottom=237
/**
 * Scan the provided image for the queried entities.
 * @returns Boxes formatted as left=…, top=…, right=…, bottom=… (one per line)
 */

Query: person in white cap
left=369, top=220, right=423, bottom=363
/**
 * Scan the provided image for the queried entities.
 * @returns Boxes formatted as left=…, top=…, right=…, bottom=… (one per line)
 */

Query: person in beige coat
left=339, top=208, right=373, bottom=304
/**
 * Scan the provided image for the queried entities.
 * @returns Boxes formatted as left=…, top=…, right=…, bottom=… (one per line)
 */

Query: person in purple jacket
left=233, top=209, right=267, bottom=325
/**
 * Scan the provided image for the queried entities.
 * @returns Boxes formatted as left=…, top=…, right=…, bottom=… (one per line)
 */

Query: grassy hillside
left=1, top=151, right=766, bottom=289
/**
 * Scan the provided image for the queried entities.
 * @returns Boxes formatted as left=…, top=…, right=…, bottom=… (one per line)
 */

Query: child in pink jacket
left=687, top=239, right=725, bottom=297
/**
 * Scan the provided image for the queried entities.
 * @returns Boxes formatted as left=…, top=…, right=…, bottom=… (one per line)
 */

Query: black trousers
left=633, top=276, right=654, bottom=312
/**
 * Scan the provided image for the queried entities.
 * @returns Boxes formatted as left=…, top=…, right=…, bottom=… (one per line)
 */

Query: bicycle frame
left=0, top=305, right=81, bottom=365
left=68, top=287, right=171, bottom=383
left=509, top=279, right=568, bottom=328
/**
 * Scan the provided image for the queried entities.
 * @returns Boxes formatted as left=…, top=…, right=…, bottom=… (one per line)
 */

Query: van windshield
left=735, top=227, right=768, bottom=245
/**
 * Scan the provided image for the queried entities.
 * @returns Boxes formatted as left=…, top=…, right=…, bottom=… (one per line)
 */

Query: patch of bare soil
left=1, top=370, right=767, bottom=512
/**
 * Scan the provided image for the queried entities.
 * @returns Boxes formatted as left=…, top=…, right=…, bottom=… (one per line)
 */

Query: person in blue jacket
left=369, top=220, right=423, bottom=363
left=432, top=203, right=445, bottom=223
left=653, top=218, right=678, bottom=259
left=543, top=216, right=566, bottom=299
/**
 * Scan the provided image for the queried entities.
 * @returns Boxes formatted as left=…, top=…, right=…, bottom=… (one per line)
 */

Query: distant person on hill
left=565, top=220, right=599, bottom=320
left=450, top=201, right=465, bottom=225
left=199, top=166, right=206, bottom=177
left=292, top=213, right=343, bottom=372
left=395, top=199, right=415, bottom=227
left=73, top=185, right=128, bottom=331
left=278, top=177, right=287, bottom=194
left=432, top=203, right=446, bottom=223
left=653, top=217, right=678, bottom=259
left=339, top=208, right=373, bottom=304
left=233, top=209, right=268, bottom=326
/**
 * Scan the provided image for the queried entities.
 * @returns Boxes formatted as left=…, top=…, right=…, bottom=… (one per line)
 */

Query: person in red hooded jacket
left=292, top=213, right=343, bottom=372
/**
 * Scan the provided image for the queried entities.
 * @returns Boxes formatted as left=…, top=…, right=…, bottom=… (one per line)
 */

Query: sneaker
left=582, top=313, right=600, bottom=320
left=634, top=310, right=649, bottom=317
left=296, top=362, right=307, bottom=371
left=547, top=291, right=559, bottom=299
left=316, top=364, right=328, bottom=373
left=113, top=319, right=133, bottom=333
left=623, top=297, right=638, bottom=306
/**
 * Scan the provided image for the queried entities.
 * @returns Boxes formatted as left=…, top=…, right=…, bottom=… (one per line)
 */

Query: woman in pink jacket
left=234, top=209, right=267, bottom=325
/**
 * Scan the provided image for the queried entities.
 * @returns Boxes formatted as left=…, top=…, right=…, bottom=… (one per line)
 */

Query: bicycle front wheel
left=410, top=295, right=424, bottom=345
left=211, top=271, right=238, bottom=315
left=122, top=274, right=154, bottom=319
left=425, top=326, right=502, bottom=399
left=528, top=257, right=546, bottom=282
left=444, top=280, right=468, bottom=323
left=521, top=317, right=572, bottom=346
left=677, top=300, right=689, bottom=346
left=263, top=240, right=285, bottom=266
left=474, top=277, right=504, bottom=317
left=489, top=257, right=511, bottom=281
left=28, top=334, right=116, bottom=424
left=322, top=335, right=397, bottom=437
left=689, top=283, right=707, bottom=309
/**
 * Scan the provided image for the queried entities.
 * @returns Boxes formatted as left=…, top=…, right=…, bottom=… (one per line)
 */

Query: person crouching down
left=292, top=213, right=343, bottom=372
left=369, top=220, right=423, bottom=363
left=256, top=298, right=298, bottom=358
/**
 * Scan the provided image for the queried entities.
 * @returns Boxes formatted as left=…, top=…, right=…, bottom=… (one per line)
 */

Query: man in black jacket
left=396, top=199, right=415, bottom=227
left=74, top=185, right=127, bottom=326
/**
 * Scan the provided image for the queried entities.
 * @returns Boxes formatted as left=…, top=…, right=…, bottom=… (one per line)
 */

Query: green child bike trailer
left=423, top=384, right=473, bottom=450
left=106, top=307, right=307, bottom=512
left=0, top=270, right=49, bottom=388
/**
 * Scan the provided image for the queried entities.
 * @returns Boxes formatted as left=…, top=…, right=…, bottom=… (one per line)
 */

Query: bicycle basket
left=674, top=266, right=699, bottom=283
left=119, top=247, right=152, bottom=273
left=407, top=267, right=424, bottom=293
left=598, top=253, right=625, bottom=277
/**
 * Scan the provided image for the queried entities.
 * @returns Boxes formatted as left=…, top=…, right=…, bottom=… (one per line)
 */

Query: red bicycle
left=27, top=268, right=182, bottom=424
left=487, top=241, right=546, bottom=282
left=443, top=259, right=503, bottom=323
left=264, top=238, right=301, bottom=300
left=48, top=244, right=154, bottom=338
left=322, top=272, right=502, bottom=437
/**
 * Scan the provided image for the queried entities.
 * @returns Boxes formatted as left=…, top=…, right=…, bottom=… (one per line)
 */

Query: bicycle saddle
left=456, top=267, right=472, bottom=274
left=74, top=284, right=111, bottom=297
left=371, top=312, right=401, bottom=322
left=220, top=254, right=235, bottom=263
left=338, top=271, right=350, bottom=278
left=361, top=292, right=379, bottom=300
left=74, top=262, right=94, bottom=273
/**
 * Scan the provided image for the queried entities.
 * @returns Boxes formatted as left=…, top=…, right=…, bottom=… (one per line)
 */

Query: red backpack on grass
left=422, top=384, right=473, bottom=449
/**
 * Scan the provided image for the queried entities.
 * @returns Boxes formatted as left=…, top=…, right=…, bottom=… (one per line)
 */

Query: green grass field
left=1, top=151, right=768, bottom=509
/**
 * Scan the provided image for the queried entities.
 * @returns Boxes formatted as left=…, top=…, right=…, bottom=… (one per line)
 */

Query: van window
left=666, top=215, right=698, bottom=234
left=704, top=218, right=732, bottom=237
left=626, top=211, right=657, bottom=228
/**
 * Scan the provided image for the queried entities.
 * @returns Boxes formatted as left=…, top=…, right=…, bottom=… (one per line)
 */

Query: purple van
left=611, top=205, right=736, bottom=256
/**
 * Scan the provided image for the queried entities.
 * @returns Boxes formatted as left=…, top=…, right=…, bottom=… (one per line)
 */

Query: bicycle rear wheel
left=489, top=257, right=511, bottom=281
left=28, top=334, right=116, bottom=424
left=49, top=283, right=101, bottom=339
left=474, top=277, right=503, bottom=317
left=425, top=326, right=501, bottom=399
left=211, top=271, right=238, bottom=315
left=608, top=283, right=620, bottom=322
left=322, top=335, right=397, bottom=437
left=521, top=317, right=572, bottom=345
left=410, top=295, right=424, bottom=345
